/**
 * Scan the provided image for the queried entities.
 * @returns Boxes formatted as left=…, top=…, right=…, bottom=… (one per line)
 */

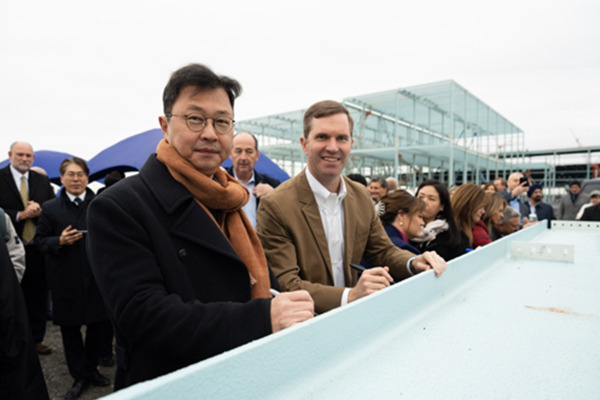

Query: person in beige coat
left=256, top=100, right=446, bottom=314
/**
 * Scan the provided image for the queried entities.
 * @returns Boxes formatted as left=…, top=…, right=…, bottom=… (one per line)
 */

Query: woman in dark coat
left=412, top=180, right=466, bottom=261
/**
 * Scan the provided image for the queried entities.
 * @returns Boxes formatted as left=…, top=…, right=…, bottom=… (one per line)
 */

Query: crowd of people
left=1, top=63, right=599, bottom=399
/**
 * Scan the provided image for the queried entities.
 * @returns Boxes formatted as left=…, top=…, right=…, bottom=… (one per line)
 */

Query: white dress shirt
left=234, top=171, right=258, bottom=228
left=305, top=168, right=352, bottom=305
left=527, top=201, right=537, bottom=218
left=9, top=165, right=29, bottom=222
left=66, top=191, right=86, bottom=203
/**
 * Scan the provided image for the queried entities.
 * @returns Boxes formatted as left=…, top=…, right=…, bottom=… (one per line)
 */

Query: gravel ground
left=39, top=321, right=116, bottom=400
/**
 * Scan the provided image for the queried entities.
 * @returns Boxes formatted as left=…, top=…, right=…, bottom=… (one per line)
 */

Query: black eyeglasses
left=166, top=113, right=235, bottom=135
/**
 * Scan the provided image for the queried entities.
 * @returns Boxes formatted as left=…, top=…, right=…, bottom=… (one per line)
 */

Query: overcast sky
left=1, top=0, right=598, bottom=164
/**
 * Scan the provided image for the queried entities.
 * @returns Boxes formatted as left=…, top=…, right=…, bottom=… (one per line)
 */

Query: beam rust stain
left=524, top=305, right=597, bottom=319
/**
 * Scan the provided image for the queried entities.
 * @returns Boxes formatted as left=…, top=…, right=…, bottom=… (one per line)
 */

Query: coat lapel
left=296, top=171, right=334, bottom=282
left=141, top=155, right=243, bottom=265
left=0, top=166, right=23, bottom=205
left=171, top=202, right=242, bottom=264
left=342, top=177, right=358, bottom=285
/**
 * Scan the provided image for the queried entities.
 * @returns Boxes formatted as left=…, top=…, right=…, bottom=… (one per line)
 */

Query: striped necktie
left=20, top=176, right=35, bottom=242
left=74, top=197, right=83, bottom=206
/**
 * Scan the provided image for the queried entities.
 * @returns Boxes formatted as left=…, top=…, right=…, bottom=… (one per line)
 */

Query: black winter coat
left=0, top=240, right=49, bottom=400
left=36, top=188, right=108, bottom=326
left=87, top=155, right=273, bottom=390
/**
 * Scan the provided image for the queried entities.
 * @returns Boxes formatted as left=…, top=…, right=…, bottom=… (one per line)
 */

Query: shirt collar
left=66, top=191, right=86, bottom=202
left=305, top=167, right=347, bottom=205
left=9, top=164, right=29, bottom=180
left=233, top=170, right=255, bottom=185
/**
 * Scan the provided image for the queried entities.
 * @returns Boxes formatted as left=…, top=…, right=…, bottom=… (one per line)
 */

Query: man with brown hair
left=493, top=177, right=507, bottom=193
left=256, top=100, right=446, bottom=314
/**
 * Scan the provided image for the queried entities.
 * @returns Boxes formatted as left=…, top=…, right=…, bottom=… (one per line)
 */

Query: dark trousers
left=60, top=320, right=112, bottom=380
left=21, top=245, right=48, bottom=343
left=99, top=322, right=114, bottom=358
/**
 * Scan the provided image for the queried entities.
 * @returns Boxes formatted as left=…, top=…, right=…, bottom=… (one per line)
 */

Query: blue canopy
left=87, top=129, right=164, bottom=182
left=88, top=128, right=290, bottom=182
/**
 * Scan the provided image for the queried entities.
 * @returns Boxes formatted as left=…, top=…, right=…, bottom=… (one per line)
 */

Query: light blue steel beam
left=101, top=221, right=600, bottom=399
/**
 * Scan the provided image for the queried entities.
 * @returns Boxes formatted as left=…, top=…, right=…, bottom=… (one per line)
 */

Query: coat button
left=178, top=248, right=188, bottom=261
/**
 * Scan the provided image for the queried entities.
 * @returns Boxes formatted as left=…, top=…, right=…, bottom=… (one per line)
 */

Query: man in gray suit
left=557, top=181, right=590, bottom=220
left=256, top=100, right=446, bottom=314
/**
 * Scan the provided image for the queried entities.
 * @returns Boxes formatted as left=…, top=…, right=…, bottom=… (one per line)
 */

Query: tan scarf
left=156, top=139, right=270, bottom=299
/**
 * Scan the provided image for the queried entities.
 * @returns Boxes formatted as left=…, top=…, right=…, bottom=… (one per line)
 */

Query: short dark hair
left=370, top=176, right=388, bottom=188
left=59, top=157, right=89, bottom=176
left=104, top=170, right=125, bottom=187
left=162, top=64, right=242, bottom=115
left=347, top=173, right=367, bottom=186
left=233, top=132, right=259, bottom=151
left=303, top=100, right=353, bottom=138
left=569, top=180, right=581, bottom=188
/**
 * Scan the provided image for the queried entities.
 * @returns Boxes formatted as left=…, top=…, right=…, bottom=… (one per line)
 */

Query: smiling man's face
left=301, top=113, right=353, bottom=193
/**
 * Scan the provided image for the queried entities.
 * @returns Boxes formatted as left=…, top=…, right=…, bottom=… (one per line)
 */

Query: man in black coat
left=0, top=141, right=56, bottom=355
left=226, top=131, right=280, bottom=228
left=0, top=239, right=49, bottom=400
left=36, top=157, right=111, bottom=399
left=86, top=63, right=313, bottom=391
left=520, top=184, right=556, bottom=226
